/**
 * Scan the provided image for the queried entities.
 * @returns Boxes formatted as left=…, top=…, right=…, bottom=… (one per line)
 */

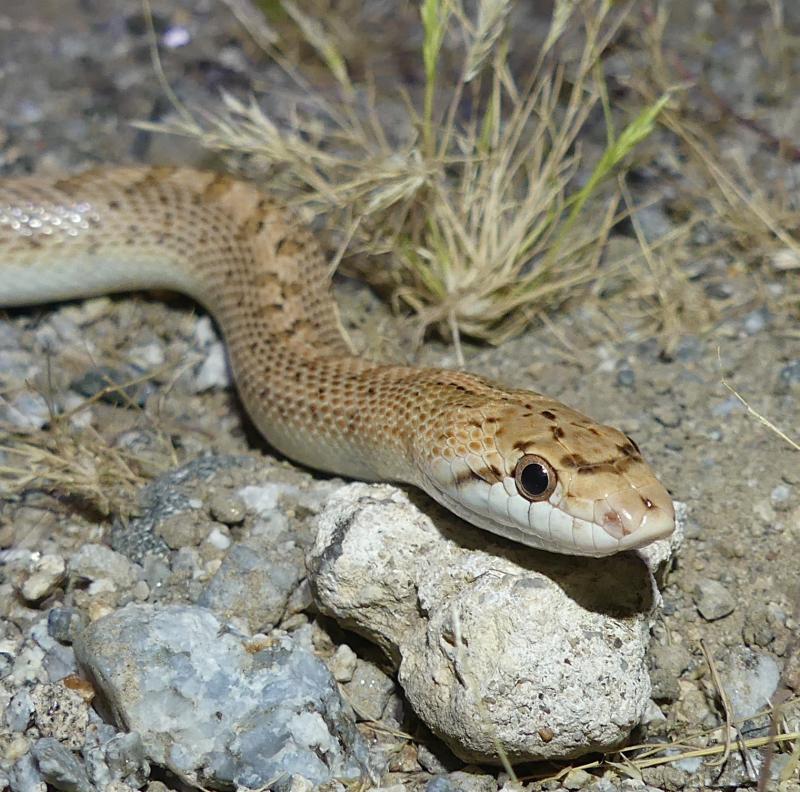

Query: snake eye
left=514, top=454, right=557, bottom=501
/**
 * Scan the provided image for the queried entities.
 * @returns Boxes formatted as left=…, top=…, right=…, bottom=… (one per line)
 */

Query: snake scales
left=0, top=166, right=674, bottom=556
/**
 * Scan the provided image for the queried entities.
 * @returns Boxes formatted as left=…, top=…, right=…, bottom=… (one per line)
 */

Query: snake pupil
left=521, top=464, right=548, bottom=494
left=514, top=454, right=557, bottom=501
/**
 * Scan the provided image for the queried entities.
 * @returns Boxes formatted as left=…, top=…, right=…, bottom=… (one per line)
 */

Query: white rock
left=238, top=483, right=300, bottom=515
left=308, top=483, right=670, bottom=764
left=128, top=343, right=165, bottom=368
left=193, top=315, right=219, bottom=347
left=21, top=555, right=66, bottom=602
left=330, top=645, right=358, bottom=683
left=286, top=776, right=315, bottom=792
left=0, top=392, right=50, bottom=430
left=192, top=341, right=231, bottom=391
left=69, top=544, right=138, bottom=590
left=206, top=527, right=231, bottom=550
left=722, top=648, right=781, bottom=722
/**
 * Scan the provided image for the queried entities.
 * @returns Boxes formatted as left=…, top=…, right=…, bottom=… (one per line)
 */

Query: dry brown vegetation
left=145, top=0, right=672, bottom=352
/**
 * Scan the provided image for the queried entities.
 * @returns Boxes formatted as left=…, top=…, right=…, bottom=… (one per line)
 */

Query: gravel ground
left=0, top=1, right=799, bottom=791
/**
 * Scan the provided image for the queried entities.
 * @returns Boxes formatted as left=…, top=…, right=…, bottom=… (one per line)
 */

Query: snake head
left=416, top=393, right=675, bottom=557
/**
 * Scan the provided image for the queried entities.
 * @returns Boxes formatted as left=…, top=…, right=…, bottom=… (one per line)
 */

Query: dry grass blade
left=716, top=348, right=800, bottom=451
left=519, top=694, right=800, bottom=783
left=463, top=0, right=512, bottom=82
left=700, top=639, right=735, bottom=768
left=634, top=5, right=800, bottom=326
left=144, top=0, right=667, bottom=345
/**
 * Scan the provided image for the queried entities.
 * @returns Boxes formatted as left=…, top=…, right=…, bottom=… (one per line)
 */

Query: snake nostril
left=602, top=511, right=623, bottom=539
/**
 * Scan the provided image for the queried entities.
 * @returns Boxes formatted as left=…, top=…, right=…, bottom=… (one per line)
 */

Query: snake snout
left=596, top=484, right=675, bottom=549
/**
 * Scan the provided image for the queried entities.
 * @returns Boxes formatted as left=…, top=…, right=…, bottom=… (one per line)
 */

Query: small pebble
left=0, top=391, right=50, bottom=430
left=192, top=342, right=231, bottom=391
left=710, top=395, right=745, bottom=417
left=770, top=483, right=792, bottom=510
left=616, top=367, right=636, bottom=389
left=193, top=315, right=218, bottom=346
left=6, top=689, right=34, bottom=732
left=722, top=647, right=780, bottom=722
left=208, top=493, right=246, bottom=525
left=285, top=776, right=314, bottom=792
left=69, top=544, right=138, bottom=590
left=742, top=307, right=769, bottom=335
left=128, top=343, right=165, bottom=368
left=71, top=365, right=150, bottom=407
left=387, top=743, right=420, bottom=773
left=649, top=643, right=692, bottom=703
left=693, top=578, right=736, bottom=621
left=30, top=683, right=90, bottom=749
left=778, top=360, right=800, bottom=387
left=47, top=608, right=88, bottom=645
left=562, top=767, right=594, bottom=789
left=285, top=579, right=313, bottom=615
left=5, top=734, right=29, bottom=762
left=162, top=25, right=191, bottom=48
left=132, top=581, right=151, bottom=602
left=205, top=527, right=231, bottom=551
left=155, top=513, right=211, bottom=549
left=651, top=404, right=682, bottom=428
left=330, top=644, right=358, bottom=683
left=32, top=736, right=93, bottom=791
left=426, top=771, right=496, bottom=791
left=21, top=555, right=66, bottom=603
left=742, top=607, right=775, bottom=648
left=342, top=660, right=395, bottom=722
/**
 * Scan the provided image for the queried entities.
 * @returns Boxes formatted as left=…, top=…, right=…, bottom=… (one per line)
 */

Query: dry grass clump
left=0, top=376, right=177, bottom=517
left=145, top=0, right=668, bottom=348
left=0, top=429, right=146, bottom=517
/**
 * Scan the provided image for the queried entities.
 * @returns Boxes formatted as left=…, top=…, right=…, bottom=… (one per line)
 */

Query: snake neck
left=0, top=166, right=504, bottom=489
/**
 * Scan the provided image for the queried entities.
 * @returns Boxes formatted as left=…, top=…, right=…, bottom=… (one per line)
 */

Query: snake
left=0, top=166, right=675, bottom=557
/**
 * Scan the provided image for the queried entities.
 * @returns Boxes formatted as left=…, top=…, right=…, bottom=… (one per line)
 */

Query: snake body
left=0, top=167, right=674, bottom=556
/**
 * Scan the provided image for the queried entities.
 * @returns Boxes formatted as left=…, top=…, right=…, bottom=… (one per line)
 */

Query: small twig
left=141, top=0, right=195, bottom=127
left=700, top=638, right=736, bottom=768
left=717, top=348, right=800, bottom=451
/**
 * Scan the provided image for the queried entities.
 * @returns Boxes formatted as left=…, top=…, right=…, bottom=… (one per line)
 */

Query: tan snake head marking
left=415, top=390, right=674, bottom=557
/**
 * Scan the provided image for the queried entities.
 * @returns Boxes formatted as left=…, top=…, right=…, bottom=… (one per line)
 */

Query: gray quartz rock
left=9, top=752, right=46, bottom=792
left=73, top=603, right=372, bottom=790
left=198, top=537, right=305, bottom=632
left=82, top=724, right=150, bottom=789
left=31, top=737, right=93, bottom=792
left=6, top=688, right=34, bottom=732
left=308, top=483, right=684, bottom=764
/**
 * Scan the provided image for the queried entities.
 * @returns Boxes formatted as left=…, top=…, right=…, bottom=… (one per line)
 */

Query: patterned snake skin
left=0, top=167, right=675, bottom=556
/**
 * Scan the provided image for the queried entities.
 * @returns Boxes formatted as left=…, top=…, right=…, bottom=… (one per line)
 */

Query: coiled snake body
left=0, top=167, right=674, bottom=556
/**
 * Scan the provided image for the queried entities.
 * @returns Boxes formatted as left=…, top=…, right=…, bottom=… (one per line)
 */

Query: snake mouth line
left=421, top=475, right=673, bottom=558
left=421, top=477, right=590, bottom=555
